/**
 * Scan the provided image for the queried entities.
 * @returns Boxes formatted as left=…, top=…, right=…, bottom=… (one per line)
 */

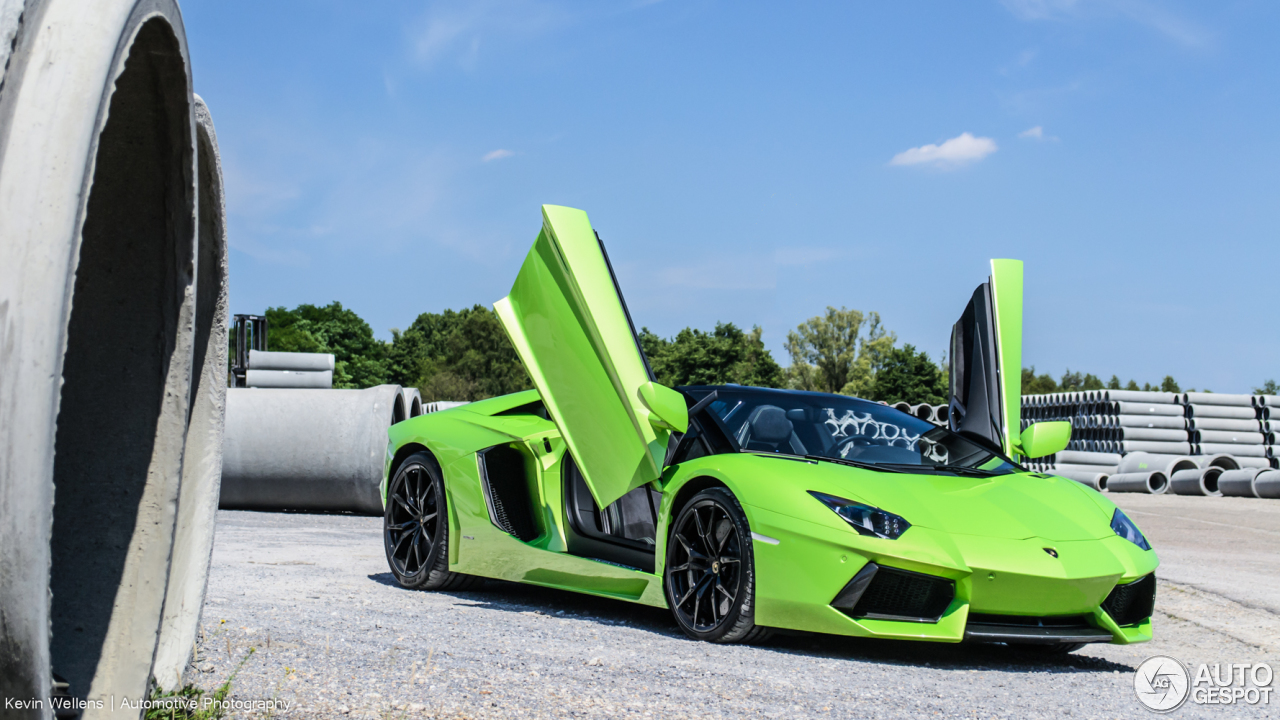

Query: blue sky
left=183, top=0, right=1279, bottom=392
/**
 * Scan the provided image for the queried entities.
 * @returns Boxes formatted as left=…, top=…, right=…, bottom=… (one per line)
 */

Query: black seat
left=742, top=405, right=806, bottom=454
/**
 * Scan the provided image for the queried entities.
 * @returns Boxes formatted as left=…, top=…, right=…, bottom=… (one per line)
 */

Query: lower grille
left=833, top=564, right=955, bottom=623
left=1102, top=573, right=1156, bottom=626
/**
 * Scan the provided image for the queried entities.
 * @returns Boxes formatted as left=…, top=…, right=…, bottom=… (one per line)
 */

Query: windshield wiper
left=922, top=464, right=999, bottom=476
left=804, top=455, right=906, bottom=473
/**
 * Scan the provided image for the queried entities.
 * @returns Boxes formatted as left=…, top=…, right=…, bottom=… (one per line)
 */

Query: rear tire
left=664, top=488, right=770, bottom=644
left=384, top=452, right=479, bottom=591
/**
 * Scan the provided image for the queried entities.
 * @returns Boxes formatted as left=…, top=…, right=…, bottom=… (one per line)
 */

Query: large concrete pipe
left=1118, top=452, right=1199, bottom=477
left=1117, top=427, right=1191, bottom=442
left=892, top=401, right=912, bottom=414
left=221, top=385, right=403, bottom=514
left=1103, top=390, right=1179, bottom=404
left=1255, top=470, right=1280, bottom=499
left=1192, top=417, right=1262, bottom=432
left=1198, top=442, right=1266, bottom=457
left=1188, top=404, right=1259, bottom=420
left=1183, top=392, right=1254, bottom=407
left=1218, top=468, right=1263, bottom=498
left=1195, top=430, right=1264, bottom=445
left=1052, top=463, right=1120, bottom=476
left=248, top=349, right=335, bottom=372
left=1107, top=471, right=1169, bottom=494
left=1170, top=467, right=1224, bottom=496
left=401, top=387, right=423, bottom=419
left=1053, top=471, right=1109, bottom=492
left=1118, top=440, right=1193, bottom=455
left=424, top=400, right=469, bottom=413
left=0, top=0, right=199, bottom=712
left=1114, top=401, right=1183, bottom=416
left=245, top=368, right=334, bottom=388
left=1196, top=453, right=1241, bottom=471
left=1117, top=414, right=1186, bottom=430
left=1233, top=456, right=1274, bottom=469
left=1055, top=450, right=1121, bottom=466
left=911, top=403, right=932, bottom=421
left=1258, top=395, right=1280, bottom=408
left=152, top=94, right=229, bottom=692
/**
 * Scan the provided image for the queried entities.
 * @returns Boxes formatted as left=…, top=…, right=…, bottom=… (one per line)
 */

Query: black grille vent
left=968, top=613, right=1092, bottom=628
left=1102, top=573, right=1156, bottom=626
left=479, top=445, right=540, bottom=542
left=843, top=565, right=955, bottom=623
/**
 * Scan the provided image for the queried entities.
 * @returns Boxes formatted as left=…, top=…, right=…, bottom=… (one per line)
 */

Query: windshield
left=681, top=386, right=1023, bottom=476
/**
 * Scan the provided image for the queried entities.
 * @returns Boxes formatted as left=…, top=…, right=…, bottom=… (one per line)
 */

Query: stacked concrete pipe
left=0, top=0, right=228, bottom=711
left=246, top=349, right=335, bottom=389
left=220, top=385, right=404, bottom=514
left=401, top=386, right=423, bottom=419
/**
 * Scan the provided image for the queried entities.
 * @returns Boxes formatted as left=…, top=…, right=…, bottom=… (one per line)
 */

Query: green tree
left=1160, top=376, right=1181, bottom=393
left=1021, top=367, right=1059, bottom=395
left=266, top=302, right=389, bottom=388
left=1106, top=375, right=1121, bottom=390
left=1125, top=379, right=1140, bottom=391
left=867, top=345, right=948, bottom=405
left=387, top=305, right=531, bottom=402
left=1254, top=380, right=1278, bottom=395
left=641, top=323, right=783, bottom=388
left=784, top=307, right=895, bottom=395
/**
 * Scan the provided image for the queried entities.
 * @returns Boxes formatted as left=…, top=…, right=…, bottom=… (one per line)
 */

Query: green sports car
left=380, top=205, right=1158, bottom=650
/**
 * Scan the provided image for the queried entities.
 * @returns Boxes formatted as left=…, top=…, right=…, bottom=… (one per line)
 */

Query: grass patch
left=145, top=647, right=256, bottom=720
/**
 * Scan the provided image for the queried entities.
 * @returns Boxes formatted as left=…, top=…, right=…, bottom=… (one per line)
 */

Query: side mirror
left=639, top=382, right=689, bottom=433
left=1018, top=421, right=1071, bottom=459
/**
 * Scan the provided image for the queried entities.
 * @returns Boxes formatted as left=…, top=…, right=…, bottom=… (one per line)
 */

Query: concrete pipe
left=933, top=405, right=947, bottom=424
left=892, top=401, right=912, bottom=414
left=1114, top=401, right=1184, bottom=417
left=1198, top=442, right=1266, bottom=457
left=1183, top=391, right=1255, bottom=407
left=1104, top=390, right=1179, bottom=404
left=1233, top=456, right=1274, bottom=469
left=221, top=385, right=403, bottom=514
left=1053, top=471, right=1109, bottom=492
left=1258, top=394, right=1280, bottom=408
left=1196, top=453, right=1241, bottom=471
left=1195, top=430, right=1264, bottom=445
left=1218, top=468, right=1263, bottom=498
left=1117, top=427, right=1191, bottom=443
left=1170, top=467, right=1224, bottom=496
left=1187, top=404, right=1259, bottom=420
left=245, top=368, right=334, bottom=389
left=1051, top=463, right=1120, bottom=476
left=911, top=403, right=933, bottom=421
left=1107, top=471, right=1169, bottom=494
left=402, top=387, right=423, bottom=419
left=152, top=95, right=229, bottom=692
left=1118, top=452, right=1199, bottom=477
left=1118, top=441, right=1193, bottom=456
left=0, top=0, right=199, bottom=710
left=1117, top=414, right=1186, bottom=430
left=424, top=400, right=469, bottom=413
left=248, top=349, right=336, bottom=372
left=1191, top=417, right=1262, bottom=432
left=1254, top=470, right=1280, bottom=499
left=1053, top=450, right=1122, bottom=466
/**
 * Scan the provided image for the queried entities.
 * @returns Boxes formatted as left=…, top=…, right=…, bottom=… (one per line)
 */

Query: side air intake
left=1101, top=573, right=1156, bottom=626
left=832, top=563, right=955, bottom=623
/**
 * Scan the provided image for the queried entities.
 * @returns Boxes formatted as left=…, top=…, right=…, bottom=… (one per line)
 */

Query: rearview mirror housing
left=639, top=382, right=689, bottom=433
left=1018, top=421, right=1071, bottom=459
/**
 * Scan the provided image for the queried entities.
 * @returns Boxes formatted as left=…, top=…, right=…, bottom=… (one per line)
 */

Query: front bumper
left=745, top=504, right=1159, bottom=645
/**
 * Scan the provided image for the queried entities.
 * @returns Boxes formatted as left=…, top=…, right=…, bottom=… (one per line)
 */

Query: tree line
left=251, top=301, right=1273, bottom=405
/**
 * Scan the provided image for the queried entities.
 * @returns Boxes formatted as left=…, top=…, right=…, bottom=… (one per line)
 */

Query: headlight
left=1110, top=508, right=1151, bottom=551
left=808, top=491, right=911, bottom=539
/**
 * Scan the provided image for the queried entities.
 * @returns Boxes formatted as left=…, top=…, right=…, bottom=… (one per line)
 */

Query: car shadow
left=365, top=572, right=1136, bottom=674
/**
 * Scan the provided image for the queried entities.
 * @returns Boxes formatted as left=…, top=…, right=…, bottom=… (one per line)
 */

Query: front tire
left=664, top=487, right=770, bottom=643
left=384, top=452, right=478, bottom=591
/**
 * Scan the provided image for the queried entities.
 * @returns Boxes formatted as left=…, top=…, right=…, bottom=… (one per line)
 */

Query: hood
left=748, top=457, right=1113, bottom=542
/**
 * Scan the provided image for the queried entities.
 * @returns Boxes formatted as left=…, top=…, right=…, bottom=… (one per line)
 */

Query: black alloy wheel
left=664, top=487, right=770, bottom=643
left=383, top=452, right=478, bottom=591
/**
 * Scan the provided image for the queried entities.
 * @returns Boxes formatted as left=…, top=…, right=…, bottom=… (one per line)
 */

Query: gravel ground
left=188, top=495, right=1279, bottom=719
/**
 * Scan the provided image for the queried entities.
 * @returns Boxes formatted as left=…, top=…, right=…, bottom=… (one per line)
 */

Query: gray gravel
left=188, top=497, right=1278, bottom=719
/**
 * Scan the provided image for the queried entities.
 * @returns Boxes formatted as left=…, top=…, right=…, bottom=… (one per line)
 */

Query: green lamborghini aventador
left=380, top=204, right=1158, bottom=650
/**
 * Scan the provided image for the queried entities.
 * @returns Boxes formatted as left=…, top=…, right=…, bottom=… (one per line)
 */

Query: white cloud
left=889, top=133, right=998, bottom=169
left=1001, top=0, right=1210, bottom=48
left=412, top=1, right=568, bottom=70
left=1019, top=126, right=1044, bottom=139
left=482, top=149, right=514, bottom=162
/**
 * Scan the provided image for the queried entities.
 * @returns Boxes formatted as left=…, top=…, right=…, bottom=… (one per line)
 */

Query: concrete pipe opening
left=48, top=13, right=196, bottom=705
left=152, top=96, right=230, bottom=691
left=1107, top=471, right=1168, bottom=494
left=1170, top=467, right=1223, bottom=496
left=912, top=403, right=932, bottom=421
